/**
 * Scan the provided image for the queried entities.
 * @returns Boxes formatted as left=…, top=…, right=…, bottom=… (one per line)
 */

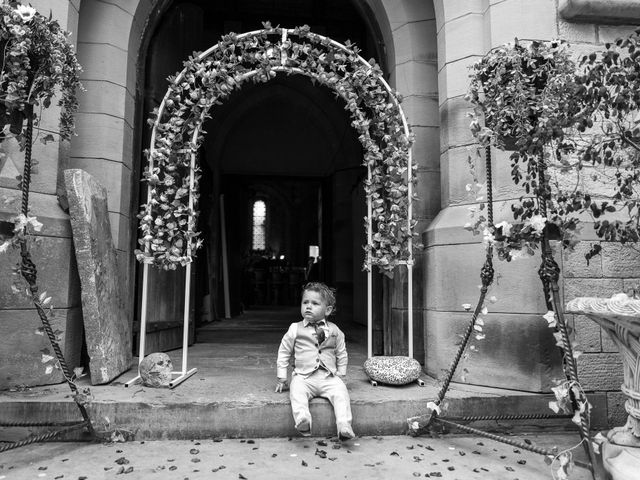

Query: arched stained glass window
left=252, top=199, right=267, bottom=251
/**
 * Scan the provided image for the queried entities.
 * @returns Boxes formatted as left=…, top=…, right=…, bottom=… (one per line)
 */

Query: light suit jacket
left=276, top=319, right=348, bottom=379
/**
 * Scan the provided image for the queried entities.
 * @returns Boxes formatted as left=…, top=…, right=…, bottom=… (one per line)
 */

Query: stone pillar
left=0, top=0, right=83, bottom=389
left=424, top=0, right=564, bottom=391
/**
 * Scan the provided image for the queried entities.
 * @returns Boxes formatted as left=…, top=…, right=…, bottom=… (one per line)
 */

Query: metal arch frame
left=127, top=27, right=414, bottom=388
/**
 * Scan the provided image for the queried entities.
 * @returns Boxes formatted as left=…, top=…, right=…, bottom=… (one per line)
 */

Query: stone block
left=572, top=314, right=602, bottom=352
left=439, top=97, right=475, bottom=152
left=393, top=20, right=438, bottom=66
left=562, top=241, right=603, bottom=278
left=0, top=307, right=83, bottom=390
left=438, top=56, right=480, bottom=104
left=413, top=169, right=441, bottom=219
left=437, top=13, right=485, bottom=69
left=402, top=94, right=439, bottom=128
left=563, top=278, right=624, bottom=304
left=424, top=310, right=564, bottom=392
left=410, top=126, right=439, bottom=169
left=435, top=0, right=485, bottom=30
left=80, top=80, right=127, bottom=119
left=577, top=352, right=623, bottom=391
left=0, top=188, right=72, bottom=239
left=488, top=0, right=557, bottom=46
left=440, top=146, right=479, bottom=207
left=425, top=242, right=548, bottom=313
left=607, top=391, right=629, bottom=429
left=560, top=0, right=640, bottom=25
left=64, top=169, right=132, bottom=384
left=67, top=155, right=131, bottom=212
left=0, top=236, right=80, bottom=309
left=76, top=0, right=133, bottom=51
left=598, top=25, right=639, bottom=43
left=77, top=43, right=128, bottom=87
left=622, top=278, right=640, bottom=297
left=395, top=61, right=438, bottom=98
left=601, top=243, right=640, bottom=278
left=558, top=18, right=598, bottom=43
left=384, top=0, right=435, bottom=30
left=0, top=123, right=61, bottom=196
left=70, top=113, right=128, bottom=166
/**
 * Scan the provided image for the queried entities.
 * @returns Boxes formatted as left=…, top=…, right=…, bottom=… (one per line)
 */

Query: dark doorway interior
left=138, top=0, right=384, bottom=354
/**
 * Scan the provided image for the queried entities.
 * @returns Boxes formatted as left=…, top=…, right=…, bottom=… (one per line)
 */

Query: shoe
left=296, top=418, right=311, bottom=437
left=338, top=425, right=355, bottom=441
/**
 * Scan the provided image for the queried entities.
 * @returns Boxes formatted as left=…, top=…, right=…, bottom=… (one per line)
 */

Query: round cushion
left=363, top=356, right=421, bottom=385
left=139, top=352, right=173, bottom=387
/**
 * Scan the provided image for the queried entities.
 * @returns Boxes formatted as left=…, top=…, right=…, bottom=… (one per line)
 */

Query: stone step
left=0, top=380, right=606, bottom=441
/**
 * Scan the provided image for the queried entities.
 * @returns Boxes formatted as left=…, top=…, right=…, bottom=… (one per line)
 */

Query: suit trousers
left=289, top=368, right=353, bottom=432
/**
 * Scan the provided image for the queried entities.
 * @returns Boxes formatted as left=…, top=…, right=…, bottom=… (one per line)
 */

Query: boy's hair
left=302, top=282, right=337, bottom=315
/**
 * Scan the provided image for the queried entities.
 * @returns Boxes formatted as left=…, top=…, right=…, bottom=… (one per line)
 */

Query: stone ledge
left=559, top=0, right=640, bottom=25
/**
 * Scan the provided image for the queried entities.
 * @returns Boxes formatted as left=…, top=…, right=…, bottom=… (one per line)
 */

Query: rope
left=0, top=422, right=89, bottom=453
left=12, top=108, right=95, bottom=439
left=0, top=420, right=84, bottom=427
left=435, top=146, right=495, bottom=405
left=536, top=153, right=600, bottom=479
left=445, top=413, right=572, bottom=422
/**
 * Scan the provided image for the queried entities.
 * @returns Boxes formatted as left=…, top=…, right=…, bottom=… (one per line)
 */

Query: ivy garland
left=136, top=23, right=416, bottom=274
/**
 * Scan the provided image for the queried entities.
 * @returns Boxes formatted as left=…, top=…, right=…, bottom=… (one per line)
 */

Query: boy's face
left=301, top=290, right=333, bottom=323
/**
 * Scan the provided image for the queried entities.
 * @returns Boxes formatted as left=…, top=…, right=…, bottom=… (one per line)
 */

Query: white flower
left=543, top=310, right=557, bottom=328
left=0, top=239, right=10, bottom=253
left=482, top=227, right=495, bottom=245
left=15, top=4, right=36, bottom=22
left=527, top=214, right=547, bottom=235
left=461, top=303, right=472, bottom=311
left=495, top=220, right=513, bottom=237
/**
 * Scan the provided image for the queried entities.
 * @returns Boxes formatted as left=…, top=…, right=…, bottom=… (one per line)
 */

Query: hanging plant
left=136, top=23, right=417, bottom=275
left=466, top=38, right=584, bottom=261
left=0, top=1, right=82, bottom=144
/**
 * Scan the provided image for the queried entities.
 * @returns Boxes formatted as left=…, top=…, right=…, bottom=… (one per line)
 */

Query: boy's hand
left=275, top=378, right=288, bottom=393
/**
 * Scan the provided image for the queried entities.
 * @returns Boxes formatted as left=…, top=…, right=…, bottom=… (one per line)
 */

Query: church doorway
left=136, top=0, right=386, bottom=354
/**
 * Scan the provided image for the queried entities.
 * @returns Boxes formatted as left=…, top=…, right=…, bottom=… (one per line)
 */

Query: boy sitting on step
left=275, top=282, right=355, bottom=440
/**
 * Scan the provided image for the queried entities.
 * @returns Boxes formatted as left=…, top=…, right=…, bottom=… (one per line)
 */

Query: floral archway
left=134, top=24, right=417, bottom=361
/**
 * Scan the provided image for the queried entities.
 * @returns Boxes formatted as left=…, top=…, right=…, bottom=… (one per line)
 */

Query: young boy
left=275, top=282, right=355, bottom=440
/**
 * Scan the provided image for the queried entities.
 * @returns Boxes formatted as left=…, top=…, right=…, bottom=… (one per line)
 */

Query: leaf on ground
left=168, top=466, right=177, bottom=471
left=517, top=459, right=527, bottom=465
left=239, top=475, right=247, bottom=480
left=301, top=460, right=308, bottom=467
left=505, top=466, right=515, bottom=471
left=425, top=445, right=434, bottom=451
left=271, top=454, right=277, bottom=458
left=317, top=440, right=327, bottom=446
left=429, top=473, right=442, bottom=477
left=315, top=449, right=327, bottom=459
left=114, top=457, right=129, bottom=465
left=247, top=440, right=255, bottom=444
left=191, top=458, right=201, bottom=463
left=390, top=451, right=399, bottom=456
left=190, top=448, right=199, bottom=455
